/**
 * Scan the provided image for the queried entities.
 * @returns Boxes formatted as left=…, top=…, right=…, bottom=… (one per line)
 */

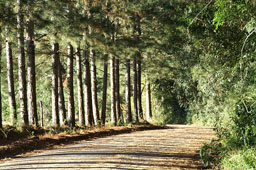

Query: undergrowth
left=221, top=147, right=256, bottom=170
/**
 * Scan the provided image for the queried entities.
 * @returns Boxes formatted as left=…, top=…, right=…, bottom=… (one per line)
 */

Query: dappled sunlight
left=0, top=125, right=215, bottom=170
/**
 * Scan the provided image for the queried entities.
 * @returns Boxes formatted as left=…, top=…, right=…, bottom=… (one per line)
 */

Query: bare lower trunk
left=145, top=74, right=152, bottom=120
left=125, top=59, right=132, bottom=123
left=90, top=50, right=100, bottom=125
left=58, top=60, right=66, bottom=125
left=67, top=44, right=75, bottom=127
left=52, top=43, right=59, bottom=127
left=17, top=0, right=28, bottom=126
left=6, top=37, right=17, bottom=125
left=110, top=55, right=117, bottom=125
left=133, top=56, right=138, bottom=123
left=101, top=56, right=108, bottom=125
left=76, top=47, right=85, bottom=126
left=0, top=37, right=2, bottom=129
left=137, top=58, right=143, bottom=120
left=115, top=59, right=122, bottom=123
left=83, top=50, right=93, bottom=126
left=26, top=19, right=38, bottom=126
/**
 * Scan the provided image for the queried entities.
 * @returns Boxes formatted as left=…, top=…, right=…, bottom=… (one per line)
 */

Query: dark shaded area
left=154, top=79, right=187, bottom=124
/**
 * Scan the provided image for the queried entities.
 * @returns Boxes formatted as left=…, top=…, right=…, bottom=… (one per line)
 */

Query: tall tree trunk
left=83, top=50, right=93, bottom=126
left=17, top=0, right=28, bottom=127
left=58, top=60, right=66, bottom=125
left=125, top=59, right=132, bottom=123
left=76, top=47, right=85, bottom=126
left=0, top=32, right=2, bottom=129
left=115, top=58, right=122, bottom=123
left=6, top=37, right=17, bottom=125
left=101, top=56, right=108, bottom=125
left=145, top=73, right=152, bottom=120
left=52, top=43, right=59, bottom=127
left=110, top=55, right=117, bottom=125
left=67, top=44, right=75, bottom=127
left=137, top=58, right=143, bottom=119
left=133, top=56, right=139, bottom=123
left=90, top=50, right=100, bottom=125
left=26, top=19, right=38, bottom=126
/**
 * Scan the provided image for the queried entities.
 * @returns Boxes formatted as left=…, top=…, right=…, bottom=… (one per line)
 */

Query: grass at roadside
left=220, top=147, right=256, bottom=170
left=200, top=139, right=256, bottom=170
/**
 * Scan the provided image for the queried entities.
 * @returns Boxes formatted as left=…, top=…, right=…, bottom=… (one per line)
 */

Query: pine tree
left=145, top=73, right=152, bottom=120
left=52, top=43, right=60, bottom=127
left=133, top=56, right=139, bottom=123
left=115, top=58, right=122, bottom=123
left=76, top=46, right=85, bottom=126
left=110, top=55, right=117, bottom=125
left=83, top=50, right=94, bottom=126
left=90, top=50, right=100, bottom=125
left=17, top=0, right=28, bottom=127
left=101, top=55, right=108, bottom=125
left=137, top=58, right=143, bottom=119
left=26, top=18, right=38, bottom=126
left=67, top=44, right=75, bottom=127
left=58, top=59, right=66, bottom=125
left=125, top=59, right=132, bottom=123
left=6, top=35, right=17, bottom=125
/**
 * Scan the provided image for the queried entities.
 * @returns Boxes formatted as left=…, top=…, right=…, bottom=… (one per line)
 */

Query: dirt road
left=0, top=125, right=215, bottom=170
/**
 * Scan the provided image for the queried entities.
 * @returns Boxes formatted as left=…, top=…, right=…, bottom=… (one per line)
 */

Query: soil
left=0, top=124, right=215, bottom=170
left=0, top=124, right=165, bottom=162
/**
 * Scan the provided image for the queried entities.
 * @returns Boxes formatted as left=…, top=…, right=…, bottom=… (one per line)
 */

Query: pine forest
left=0, top=0, right=256, bottom=169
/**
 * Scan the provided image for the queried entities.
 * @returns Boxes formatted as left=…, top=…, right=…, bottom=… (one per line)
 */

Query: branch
left=187, top=0, right=214, bottom=31
left=241, top=29, right=256, bottom=58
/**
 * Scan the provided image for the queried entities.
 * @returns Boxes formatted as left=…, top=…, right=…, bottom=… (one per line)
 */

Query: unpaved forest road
left=0, top=125, right=215, bottom=170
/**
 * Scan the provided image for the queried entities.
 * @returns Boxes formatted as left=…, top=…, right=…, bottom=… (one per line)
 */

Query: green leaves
left=245, top=18, right=256, bottom=33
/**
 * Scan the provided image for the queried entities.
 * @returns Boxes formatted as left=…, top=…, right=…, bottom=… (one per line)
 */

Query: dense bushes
left=221, top=148, right=256, bottom=170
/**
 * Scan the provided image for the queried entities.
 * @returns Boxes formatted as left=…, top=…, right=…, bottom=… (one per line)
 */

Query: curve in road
left=0, top=125, right=215, bottom=170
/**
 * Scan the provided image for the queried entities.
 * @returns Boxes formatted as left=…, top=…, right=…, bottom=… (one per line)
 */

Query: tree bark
left=137, top=58, right=143, bottom=119
left=145, top=73, right=152, bottom=120
left=125, top=59, right=132, bottom=123
left=115, top=58, right=122, bottom=123
left=110, top=55, right=117, bottom=125
left=52, top=43, right=60, bottom=127
left=0, top=32, right=2, bottom=129
left=101, top=56, right=108, bottom=125
left=26, top=19, right=38, bottom=126
left=90, top=49, right=100, bottom=125
left=76, top=47, right=85, bottom=126
left=17, top=0, right=28, bottom=127
left=83, top=50, right=93, bottom=126
left=133, top=56, right=139, bottom=123
left=6, top=37, right=17, bottom=125
left=58, top=59, right=66, bottom=125
left=67, top=44, right=75, bottom=127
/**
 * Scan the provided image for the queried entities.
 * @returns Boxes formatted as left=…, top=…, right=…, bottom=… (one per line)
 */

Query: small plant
left=200, top=138, right=222, bottom=168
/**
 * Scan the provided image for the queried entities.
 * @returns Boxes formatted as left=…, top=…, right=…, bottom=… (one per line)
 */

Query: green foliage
left=200, top=139, right=223, bottom=168
left=221, top=147, right=256, bottom=170
left=229, top=96, right=256, bottom=146
left=152, top=78, right=187, bottom=124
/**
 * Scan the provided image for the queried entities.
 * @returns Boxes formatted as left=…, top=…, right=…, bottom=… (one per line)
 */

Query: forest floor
left=0, top=124, right=215, bottom=170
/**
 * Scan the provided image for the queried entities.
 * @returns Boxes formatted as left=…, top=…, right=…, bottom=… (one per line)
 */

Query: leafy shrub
left=200, top=138, right=223, bottom=168
left=230, top=97, right=256, bottom=146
